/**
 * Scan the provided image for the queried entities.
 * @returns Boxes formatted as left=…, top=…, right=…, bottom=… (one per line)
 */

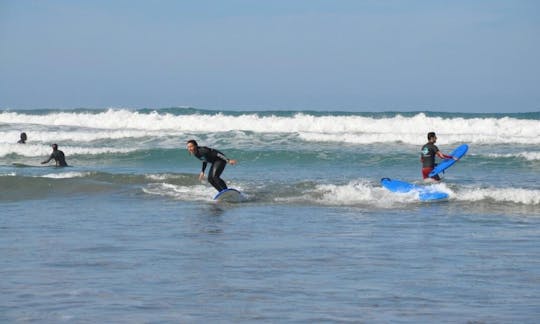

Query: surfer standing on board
left=421, top=132, right=457, bottom=181
left=41, top=144, right=68, bottom=167
left=186, top=140, right=237, bottom=192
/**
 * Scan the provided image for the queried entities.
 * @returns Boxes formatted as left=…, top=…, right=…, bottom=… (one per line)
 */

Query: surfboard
left=12, top=163, right=44, bottom=168
left=213, top=188, right=245, bottom=203
left=380, top=178, right=449, bottom=201
left=11, top=163, right=69, bottom=168
left=428, top=144, right=468, bottom=178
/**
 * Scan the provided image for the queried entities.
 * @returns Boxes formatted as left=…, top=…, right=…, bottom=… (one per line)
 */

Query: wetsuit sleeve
left=42, top=154, right=53, bottom=163
left=201, top=162, right=207, bottom=173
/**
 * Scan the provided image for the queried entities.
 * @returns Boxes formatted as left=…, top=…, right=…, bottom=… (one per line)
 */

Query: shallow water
left=2, top=194, right=539, bottom=322
left=1, top=108, right=539, bottom=322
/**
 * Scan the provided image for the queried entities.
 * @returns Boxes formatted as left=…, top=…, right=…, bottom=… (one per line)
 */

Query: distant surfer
left=421, top=132, right=457, bottom=181
left=41, top=144, right=68, bottom=167
left=186, top=139, right=237, bottom=192
left=17, top=132, right=27, bottom=144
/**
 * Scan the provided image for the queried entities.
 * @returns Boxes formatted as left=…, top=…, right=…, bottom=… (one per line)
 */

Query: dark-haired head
left=186, top=139, right=199, bottom=155
left=427, top=132, right=436, bottom=140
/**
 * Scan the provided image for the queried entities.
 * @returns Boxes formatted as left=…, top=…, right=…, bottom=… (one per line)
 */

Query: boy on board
left=41, top=144, right=68, bottom=167
left=421, top=132, right=457, bottom=181
left=186, top=139, right=237, bottom=192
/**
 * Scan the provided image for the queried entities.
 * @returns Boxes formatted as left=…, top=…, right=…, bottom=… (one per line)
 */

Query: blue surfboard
left=213, top=188, right=245, bottom=203
left=381, top=178, right=449, bottom=201
left=428, top=144, right=468, bottom=178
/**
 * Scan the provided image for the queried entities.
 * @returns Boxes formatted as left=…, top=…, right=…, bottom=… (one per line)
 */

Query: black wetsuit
left=43, top=150, right=68, bottom=167
left=193, top=146, right=229, bottom=192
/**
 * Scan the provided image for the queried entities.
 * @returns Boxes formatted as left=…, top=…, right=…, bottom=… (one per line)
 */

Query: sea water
left=1, top=108, right=539, bottom=322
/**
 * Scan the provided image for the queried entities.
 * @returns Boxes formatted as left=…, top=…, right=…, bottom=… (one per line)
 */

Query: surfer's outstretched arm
left=436, top=151, right=458, bottom=160
left=41, top=155, right=53, bottom=164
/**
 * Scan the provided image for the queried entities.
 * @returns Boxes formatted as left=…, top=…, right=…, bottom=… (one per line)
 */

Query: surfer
left=17, top=132, right=27, bottom=144
left=186, top=139, right=237, bottom=192
left=421, top=132, right=457, bottom=181
left=41, top=144, right=68, bottom=167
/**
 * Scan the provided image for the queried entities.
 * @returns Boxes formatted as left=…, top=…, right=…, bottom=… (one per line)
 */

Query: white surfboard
left=213, top=188, right=245, bottom=203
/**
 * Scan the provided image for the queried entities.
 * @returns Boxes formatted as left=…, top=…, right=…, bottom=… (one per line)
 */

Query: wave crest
left=1, top=110, right=539, bottom=145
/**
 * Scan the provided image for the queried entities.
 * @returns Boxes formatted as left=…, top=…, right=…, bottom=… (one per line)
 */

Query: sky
left=1, top=0, right=539, bottom=112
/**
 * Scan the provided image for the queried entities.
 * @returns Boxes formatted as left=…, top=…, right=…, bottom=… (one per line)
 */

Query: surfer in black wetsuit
left=186, top=139, right=237, bottom=192
left=41, top=144, right=68, bottom=167
left=421, top=132, right=457, bottom=181
left=17, top=132, right=27, bottom=144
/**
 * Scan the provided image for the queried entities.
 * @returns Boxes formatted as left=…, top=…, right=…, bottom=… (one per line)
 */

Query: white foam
left=456, top=186, right=540, bottom=205
left=488, top=152, right=540, bottom=161
left=315, top=181, right=389, bottom=205
left=0, top=129, right=172, bottom=144
left=142, top=183, right=214, bottom=201
left=0, top=143, right=137, bottom=158
left=40, top=172, right=91, bottom=179
left=1, top=110, right=539, bottom=145
left=145, top=174, right=176, bottom=181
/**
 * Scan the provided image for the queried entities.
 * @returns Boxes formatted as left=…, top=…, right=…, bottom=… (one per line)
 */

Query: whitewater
left=1, top=109, right=539, bottom=145
left=1, top=108, right=539, bottom=206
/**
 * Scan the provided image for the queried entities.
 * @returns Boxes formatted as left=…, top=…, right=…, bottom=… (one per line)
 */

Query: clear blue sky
left=1, top=0, right=539, bottom=112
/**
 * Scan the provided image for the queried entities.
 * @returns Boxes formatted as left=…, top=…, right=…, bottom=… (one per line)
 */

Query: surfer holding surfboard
left=381, top=133, right=467, bottom=201
left=186, top=139, right=237, bottom=192
left=420, top=132, right=458, bottom=182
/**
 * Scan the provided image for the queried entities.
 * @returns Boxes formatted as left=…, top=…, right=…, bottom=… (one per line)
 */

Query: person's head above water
left=52, top=143, right=58, bottom=150
left=427, top=132, right=437, bottom=141
left=17, top=132, right=27, bottom=143
left=186, top=139, right=198, bottom=154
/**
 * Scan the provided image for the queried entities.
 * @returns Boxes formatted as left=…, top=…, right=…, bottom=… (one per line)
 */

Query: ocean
left=1, top=108, right=539, bottom=322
